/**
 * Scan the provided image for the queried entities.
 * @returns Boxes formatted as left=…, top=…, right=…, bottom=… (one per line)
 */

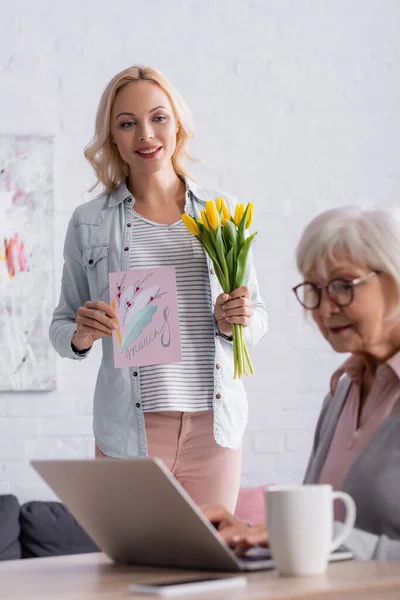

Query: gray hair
left=296, top=206, right=400, bottom=300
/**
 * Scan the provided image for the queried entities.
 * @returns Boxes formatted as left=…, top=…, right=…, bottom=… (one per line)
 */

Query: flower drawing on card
left=115, top=272, right=126, bottom=305
left=121, top=279, right=167, bottom=349
left=109, top=267, right=182, bottom=368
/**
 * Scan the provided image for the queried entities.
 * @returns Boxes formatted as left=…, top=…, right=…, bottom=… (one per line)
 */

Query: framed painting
left=0, top=135, right=55, bottom=391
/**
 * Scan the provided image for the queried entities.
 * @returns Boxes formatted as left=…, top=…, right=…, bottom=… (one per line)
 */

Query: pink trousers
left=96, top=410, right=242, bottom=513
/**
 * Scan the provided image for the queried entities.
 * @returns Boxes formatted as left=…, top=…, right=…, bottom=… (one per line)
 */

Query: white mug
left=266, top=484, right=356, bottom=576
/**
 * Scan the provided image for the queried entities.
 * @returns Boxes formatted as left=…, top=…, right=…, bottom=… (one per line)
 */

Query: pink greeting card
left=109, top=266, right=182, bottom=368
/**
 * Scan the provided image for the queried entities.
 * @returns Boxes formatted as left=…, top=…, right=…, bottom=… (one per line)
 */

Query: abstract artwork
left=0, top=135, right=55, bottom=391
left=109, top=266, right=182, bottom=368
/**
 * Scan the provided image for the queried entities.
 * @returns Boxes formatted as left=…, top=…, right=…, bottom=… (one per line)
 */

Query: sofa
left=0, top=486, right=267, bottom=561
left=0, top=495, right=99, bottom=561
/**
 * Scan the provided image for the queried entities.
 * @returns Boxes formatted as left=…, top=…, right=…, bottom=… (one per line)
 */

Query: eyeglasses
left=292, top=271, right=378, bottom=310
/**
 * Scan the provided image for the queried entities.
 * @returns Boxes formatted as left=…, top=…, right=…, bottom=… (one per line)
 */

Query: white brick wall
left=1, top=0, right=400, bottom=502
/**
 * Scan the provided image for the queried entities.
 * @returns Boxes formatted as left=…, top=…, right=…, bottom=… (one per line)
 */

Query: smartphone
left=128, top=575, right=247, bottom=596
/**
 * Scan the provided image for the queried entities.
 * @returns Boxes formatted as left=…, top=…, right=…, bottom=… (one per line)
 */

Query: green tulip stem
left=240, top=326, right=245, bottom=377
left=243, top=335, right=254, bottom=375
left=233, top=325, right=239, bottom=379
left=239, top=325, right=248, bottom=376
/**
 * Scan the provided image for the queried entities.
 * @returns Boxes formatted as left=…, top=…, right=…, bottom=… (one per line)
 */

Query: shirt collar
left=330, top=349, right=400, bottom=395
left=386, top=350, right=400, bottom=380
left=108, top=180, right=132, bottom=207
left=184, top=177, right=207, bottom=205
left=108, top=176, right=207, bottom=208
left=330, top=356, right=363, bottom=396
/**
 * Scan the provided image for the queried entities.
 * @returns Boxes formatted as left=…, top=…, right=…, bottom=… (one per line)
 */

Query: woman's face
left=110, top=80, right=179, bottom=176
left=307, top=257, right=398, bottom=356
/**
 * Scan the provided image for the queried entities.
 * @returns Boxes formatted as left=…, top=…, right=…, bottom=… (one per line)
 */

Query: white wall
left=1, top=0, right=399, bottom=502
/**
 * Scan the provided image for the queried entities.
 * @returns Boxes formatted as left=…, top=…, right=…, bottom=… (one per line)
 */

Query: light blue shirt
left=49, top=178, right=268, bottom=457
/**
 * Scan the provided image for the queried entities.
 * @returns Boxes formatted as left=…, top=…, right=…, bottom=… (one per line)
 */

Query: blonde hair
left=296, top=206, right=400, bottom=301
left=84, top=65, right=196, bottom=194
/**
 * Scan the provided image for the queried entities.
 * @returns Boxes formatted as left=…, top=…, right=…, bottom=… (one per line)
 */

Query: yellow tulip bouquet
left=182, top=198, right=256, bottom=379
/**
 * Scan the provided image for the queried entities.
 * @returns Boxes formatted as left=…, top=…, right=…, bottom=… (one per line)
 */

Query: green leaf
left=226, top=247, right=235, bottom=290
left=197, top=224, right=229, bottom=291
left=121, top=304, right=158, bottom=353
left=236, top=204, right=250, bottom=255
left=198, top=224, right=218, bottom=263
left=197, top=222, right=230, bottom=292
left=203, top=226, right=217, bottom=251
left=215, top=224, right=230, bottom=285
left=223, top=220, right=237, bottom=250
left=213, top=260, right=230, bottom=293
left=235, top=232, right=258, bottom=288
left=203, top=238, right=219, bottom=265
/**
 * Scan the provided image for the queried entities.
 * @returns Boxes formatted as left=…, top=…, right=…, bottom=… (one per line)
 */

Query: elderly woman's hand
left=202, top=505, right=268, bottom=556
left=214, top=286, right=254, bottom=338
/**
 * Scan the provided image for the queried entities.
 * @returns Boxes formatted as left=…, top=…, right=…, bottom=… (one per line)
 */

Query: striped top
left=129, top=210, right=215, bottom=412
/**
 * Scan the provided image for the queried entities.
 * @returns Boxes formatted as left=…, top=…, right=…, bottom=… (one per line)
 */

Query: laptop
left=31, top=458, right=353, bottom=572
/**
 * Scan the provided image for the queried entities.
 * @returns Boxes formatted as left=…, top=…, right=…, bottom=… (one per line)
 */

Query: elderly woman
left=205, top=206, right=400, bottom=561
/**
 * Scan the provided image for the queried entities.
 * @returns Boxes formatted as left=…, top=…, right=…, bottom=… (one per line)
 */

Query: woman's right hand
left=72, top=301, right=118, bottom=351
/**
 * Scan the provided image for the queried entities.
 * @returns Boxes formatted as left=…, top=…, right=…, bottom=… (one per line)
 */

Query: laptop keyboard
left=239, top=547, right=272, bottom=562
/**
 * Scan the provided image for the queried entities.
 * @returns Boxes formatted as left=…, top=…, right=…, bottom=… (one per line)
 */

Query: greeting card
left=109, top=266, right=181, bottom=368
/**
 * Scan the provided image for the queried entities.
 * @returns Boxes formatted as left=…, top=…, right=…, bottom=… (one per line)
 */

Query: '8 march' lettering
left=124, top=307, right=171, bottom=360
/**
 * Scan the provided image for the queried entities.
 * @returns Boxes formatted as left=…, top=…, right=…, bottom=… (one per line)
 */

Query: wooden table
left=1, top=552, right=400, bottom=599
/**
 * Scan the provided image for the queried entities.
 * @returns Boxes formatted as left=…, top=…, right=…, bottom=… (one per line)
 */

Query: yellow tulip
left=246, top=203, right=254, bottom=229
left=234, top=203, right=246, bottom=227
left=205, top=200, right=220, bottom=230
left=216, top=197, right=231, bottom=225
left=182, top=214, right=200, bottom=237
left=200, top=209, right=210, bottom=231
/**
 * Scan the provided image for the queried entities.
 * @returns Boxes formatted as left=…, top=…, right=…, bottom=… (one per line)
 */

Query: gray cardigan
left=303, top=376, right=400, bottom=560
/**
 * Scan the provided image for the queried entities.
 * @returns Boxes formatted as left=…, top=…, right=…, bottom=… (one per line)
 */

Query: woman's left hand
left=214, top=286, right=254, bottom=337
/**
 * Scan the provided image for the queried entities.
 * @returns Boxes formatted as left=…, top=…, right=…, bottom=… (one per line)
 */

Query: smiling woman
left=84, top=66, right=195, bottom=196
left=49, top=64, right=267, bottom=513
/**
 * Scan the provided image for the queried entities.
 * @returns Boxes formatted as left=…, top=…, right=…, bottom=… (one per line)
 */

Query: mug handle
left=330, top=491, right=357, bottom=553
